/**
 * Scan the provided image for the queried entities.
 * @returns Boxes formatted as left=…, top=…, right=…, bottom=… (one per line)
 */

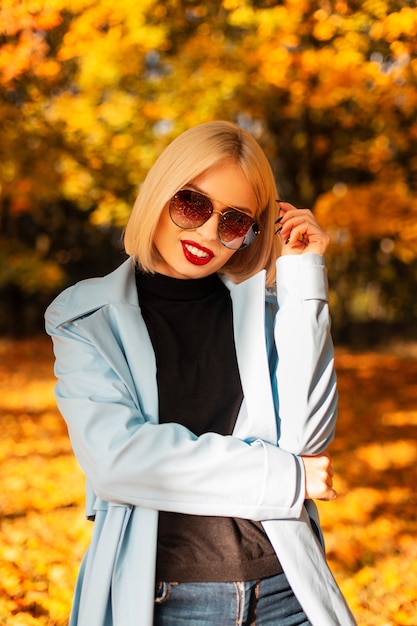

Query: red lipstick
left=181, top=240, right=214, bottom=266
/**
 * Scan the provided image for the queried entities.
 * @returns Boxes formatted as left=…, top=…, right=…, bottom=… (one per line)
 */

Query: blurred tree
left=1, top=0, right=416, bottom=339
left=216, top=0, right=417, bottom=339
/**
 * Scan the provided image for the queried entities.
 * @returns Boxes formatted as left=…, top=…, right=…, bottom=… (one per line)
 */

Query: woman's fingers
left=302, top=453, right=337, bottom=501
left=276, top=201, right=330, bottom=255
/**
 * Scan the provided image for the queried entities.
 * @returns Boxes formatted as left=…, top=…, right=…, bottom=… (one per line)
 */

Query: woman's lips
left=181, top=240, right=214, bottom=266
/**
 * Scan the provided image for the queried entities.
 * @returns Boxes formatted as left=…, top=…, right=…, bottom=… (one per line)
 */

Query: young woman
left=45, top=121, right=356, bottom=626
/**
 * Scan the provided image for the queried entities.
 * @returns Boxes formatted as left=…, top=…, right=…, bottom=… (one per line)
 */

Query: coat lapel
left=225, top=272, right=278, bottom=444
left=61, top=259, right=159, bottom=423
left=78, top=302, right=159, bottom=423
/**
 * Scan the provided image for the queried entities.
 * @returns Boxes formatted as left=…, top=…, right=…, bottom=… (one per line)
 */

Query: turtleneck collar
left=135, top=270, right=225, bottom=301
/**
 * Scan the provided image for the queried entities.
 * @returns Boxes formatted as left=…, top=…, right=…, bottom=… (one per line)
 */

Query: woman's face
left=153, top=161, right=258, bottom=279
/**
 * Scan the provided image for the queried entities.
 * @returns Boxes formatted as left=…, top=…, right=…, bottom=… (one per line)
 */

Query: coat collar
left=55, top=258, right=264, bottom=326
left=53, top=258, right=138, bottom=327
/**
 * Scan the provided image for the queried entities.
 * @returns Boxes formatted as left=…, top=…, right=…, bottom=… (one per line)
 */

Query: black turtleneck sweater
left=136, top=270, right=281, bottom=582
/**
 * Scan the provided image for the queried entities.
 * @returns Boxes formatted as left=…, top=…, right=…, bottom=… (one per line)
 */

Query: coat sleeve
left=45, top=295, right=305, bottom=521
left=273, top=254, right=338, bottom=456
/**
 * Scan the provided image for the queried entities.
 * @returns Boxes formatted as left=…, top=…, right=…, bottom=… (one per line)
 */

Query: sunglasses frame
left=168, top=188, right=260, bottom=250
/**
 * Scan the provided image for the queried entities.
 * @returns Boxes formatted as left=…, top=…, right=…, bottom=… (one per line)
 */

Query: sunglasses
left=168, top=188, right=260, bottom=250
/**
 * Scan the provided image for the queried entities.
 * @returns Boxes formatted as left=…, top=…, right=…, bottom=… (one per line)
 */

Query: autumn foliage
left=1, top=337, right=417, bottom=625
left=1, top=0, right=417, bottom=336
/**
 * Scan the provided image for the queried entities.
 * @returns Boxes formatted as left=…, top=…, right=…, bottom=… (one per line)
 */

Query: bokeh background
left=1, top=1, right=417, bottom=624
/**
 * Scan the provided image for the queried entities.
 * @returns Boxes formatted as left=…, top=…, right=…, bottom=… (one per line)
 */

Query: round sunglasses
left=169, top=188, right=260, bottom=250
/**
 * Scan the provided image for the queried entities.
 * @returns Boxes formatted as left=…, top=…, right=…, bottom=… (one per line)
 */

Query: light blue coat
left=45, top=254, right=357, bottom=626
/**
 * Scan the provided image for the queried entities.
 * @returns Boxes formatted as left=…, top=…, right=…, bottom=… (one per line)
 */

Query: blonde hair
left=123, top=121, right=281, bottom=286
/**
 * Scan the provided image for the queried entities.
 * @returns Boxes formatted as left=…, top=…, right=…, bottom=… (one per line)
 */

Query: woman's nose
left=195, top=212, right=220, bottom=242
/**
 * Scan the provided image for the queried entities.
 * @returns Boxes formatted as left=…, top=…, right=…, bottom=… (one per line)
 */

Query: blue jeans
left=154, top=572, right=311, bottom=625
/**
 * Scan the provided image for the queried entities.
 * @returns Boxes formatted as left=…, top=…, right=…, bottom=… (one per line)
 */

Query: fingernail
left=285, top=236, right=291, bottom=244
left=275, top=198, right=285, bottom=203
left=275, top=216, right=283, bottom=224
left=275, top=226, right=283, bottom=235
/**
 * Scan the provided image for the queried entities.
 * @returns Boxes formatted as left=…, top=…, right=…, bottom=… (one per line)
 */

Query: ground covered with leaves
left=0, top=338, right=416, bottom=625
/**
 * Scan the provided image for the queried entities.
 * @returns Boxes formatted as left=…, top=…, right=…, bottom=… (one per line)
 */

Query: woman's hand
left=276, top=201, right=330, bottom=256
left=302, top=453, right=336, bottom=501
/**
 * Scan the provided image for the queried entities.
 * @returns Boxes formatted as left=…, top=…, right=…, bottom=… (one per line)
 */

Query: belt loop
left=233, top=581, right=245, bottom=626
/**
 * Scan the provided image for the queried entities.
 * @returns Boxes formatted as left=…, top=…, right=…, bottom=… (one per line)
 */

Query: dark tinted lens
left=219, top=211, right=259, bottom=249
left=169, top=190, right=213, bottom=228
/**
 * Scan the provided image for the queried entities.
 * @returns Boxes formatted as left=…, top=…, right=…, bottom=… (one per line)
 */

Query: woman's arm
left=274, top=203, right=338, bottom=459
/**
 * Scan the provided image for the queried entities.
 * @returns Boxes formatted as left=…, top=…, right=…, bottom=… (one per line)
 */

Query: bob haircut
left=124, top=121, right=281, bottom=286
